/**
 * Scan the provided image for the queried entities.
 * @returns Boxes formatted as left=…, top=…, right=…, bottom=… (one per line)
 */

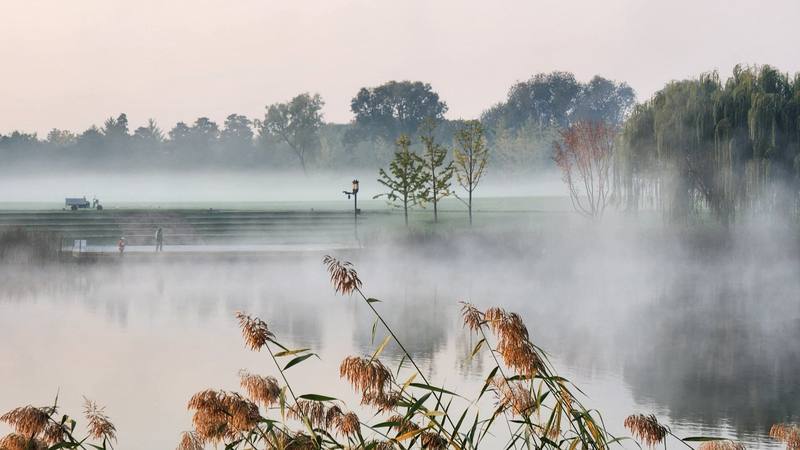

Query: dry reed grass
left=177, top=430, right=204, bottom=450
left=187, top=389, right=260, bottom=443
left=0, top=433, right=47, bottom=450
left=83, top=398, right=117, bottom=443
left=483, top=307, right=544, bottom=377
left=323, top=255, right=362, bottom=295
left=770, top=423, right=800, bottom=449
left=235, top=311, right=274, bottom=351
left=339, top=356, right=393, bottom=397
left=624, top=414, right=668, bottom=447
left=697, top=440, right=746, bottom=450
left=239, top=370, right=281, bottom=407
left=490, top=376, right=536, bottom=417
left=0, top=405, right=51, bottom=437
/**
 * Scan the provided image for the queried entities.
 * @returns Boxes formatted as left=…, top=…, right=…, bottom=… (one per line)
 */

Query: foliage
left=418, top=119, right=454, bottom=223
left=482, top=71, right=635, bottom=131
left=347, top=81, right=448, bottom=145
left=619, top=65, right=800, bottom=222
left=258, top=93, right=325, bottom=174
left=374, top=135, right=428, bottom=226
left=554, top=121, right=617, bottom=218
left=453, top=121, right=489, bottom=225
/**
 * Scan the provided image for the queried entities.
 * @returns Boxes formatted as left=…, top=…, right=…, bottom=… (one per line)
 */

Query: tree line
left=0, top=73, right=634, bottom=174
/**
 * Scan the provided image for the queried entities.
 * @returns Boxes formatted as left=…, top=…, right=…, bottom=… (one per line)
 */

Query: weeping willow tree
left=620, top=65, right=800, bottom=222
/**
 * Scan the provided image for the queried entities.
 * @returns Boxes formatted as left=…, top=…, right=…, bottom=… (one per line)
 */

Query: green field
left=0, top=196, right=576, bottom=251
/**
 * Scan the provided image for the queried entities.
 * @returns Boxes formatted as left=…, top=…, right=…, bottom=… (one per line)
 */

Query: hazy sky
left=2, top=0, right=799, bottom=135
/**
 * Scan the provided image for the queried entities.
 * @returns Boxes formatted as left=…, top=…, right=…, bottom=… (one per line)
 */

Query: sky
left=1, top=0, right=799, bottom=135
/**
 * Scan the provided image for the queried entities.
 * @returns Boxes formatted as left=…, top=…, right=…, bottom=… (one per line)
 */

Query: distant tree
left=221, top=114, right=254, bottom=146
left=554, top=121, right=616, bottom=219
left=374, top=134, right=428, bottom=226
left=133, top=119, right=164, bottom=144
left=481, top=72, right=635, bottom=132
left=190, top=117, right=219, bottom=145
left=168, top=122, right=192, bottom=144
left=260, top=93, right=324, bottom=174
left=572, top=76, right=636, bottom=126
left=102, top=113, right=130, bottom=139
left=347, top=81, right=448, bottom=144
left=46, top=129, right=76, bottom=147
left=419, top=119, right=454, bottom=223
left=454, top=120, right=489, bottom=225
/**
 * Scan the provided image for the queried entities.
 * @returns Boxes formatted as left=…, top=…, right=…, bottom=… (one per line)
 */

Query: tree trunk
left=468, top=190, right=473, bottom=225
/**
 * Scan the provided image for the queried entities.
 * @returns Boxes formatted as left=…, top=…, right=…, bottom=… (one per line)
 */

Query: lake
left=0, top=201, right=797, bottom=449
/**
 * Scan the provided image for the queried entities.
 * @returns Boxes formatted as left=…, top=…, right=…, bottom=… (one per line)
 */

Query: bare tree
left=453, top=120, right=489, bottom=225
left=553, top=121, right=616, bottom=218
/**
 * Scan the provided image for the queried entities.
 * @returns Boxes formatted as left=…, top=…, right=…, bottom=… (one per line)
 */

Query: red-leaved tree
left=554, top=121, right=616, bottom=218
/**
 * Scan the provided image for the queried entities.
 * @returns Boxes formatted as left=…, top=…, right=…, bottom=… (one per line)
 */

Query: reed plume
left=235, top=311, right=274, bottom=351
left=177, top=431, right=204, bottom=450
left=323, top=255, right=362, bottom=295
left=288, top=400, right=327, bottom=429
left=484, top=307, right=544, bottom=377
left=624, top=414, right=667, bottom=447
left=0, top=405, right=51, bottom=437
left=697, top=440, right=746, bottom=450
left=0, top=433, right=47, bottom=450
left=491, top=376, right=536, bottom=417
left=420, top=431, right=448, bottom=450
left=385, top=414, right=420, bottom=435
left=770, top=423, right=800, bottom=449
left=83, top=398, right=116, bottom=443
left=333, top=411, right=360, bottom=437
left=360, top=390, right=401, bottom=413
left=339, top=356, right=393, bottom=398
left=187, top=389, right=260, bottom=443
left=42, top=422, right=70, bottom=446
left=239, top=370, right=281, bottom=407
left=460, top=301, right=483, bottom=332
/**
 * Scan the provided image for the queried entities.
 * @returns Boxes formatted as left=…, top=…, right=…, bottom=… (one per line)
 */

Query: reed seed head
left=187, top=389, right=260, bottom=443
left=177, top=431, right=204, bottom=450
left=334, top=412, right=361, bottom=437
left=460, top=302, right=483, bottom=332
left=770, top=423, right=800, bottom=449
left=484, top=307, right=544, bottom=377
left=340, top=356, right=393, bottom=397
left=239, top=370, right=281, bottom=407
left=0, top=405, right=51, bottom=437
left=235, top=312, right=274, bottom=351
left=360, top=390, right=401, bottom=413
left=323, top=255, right=362, bottom=295
left=288, top=400, right=327, bottom=429
left=420, top=431, right=448, bottom=450
left=42, top=422, right=70, bottom=446
left=491, top=377, right=536, bottom=417
left=697, top=440, right=746, bottom=450
left=283, top=432, right=316, bottom=450
left=624, top=414, right=668, bottom=447
left=386, top=414, right=420, bottom=435
left=83, top=398, right=116, bottom=443
left=0, top=433, right=47, bottom=450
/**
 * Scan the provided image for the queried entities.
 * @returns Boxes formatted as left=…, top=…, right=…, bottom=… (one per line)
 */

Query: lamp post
left=342, top=179, right=360, bottom=218
left=343, top=179, right=360, bottom=243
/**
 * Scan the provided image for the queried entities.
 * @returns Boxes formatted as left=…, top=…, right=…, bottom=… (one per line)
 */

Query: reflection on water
left=0, top=224, right=798, bottom=449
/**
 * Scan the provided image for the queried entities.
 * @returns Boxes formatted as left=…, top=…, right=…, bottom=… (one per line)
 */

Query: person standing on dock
left=117, top=236, right=126, bottom=256
left=155, top=227, right=164, bottom=252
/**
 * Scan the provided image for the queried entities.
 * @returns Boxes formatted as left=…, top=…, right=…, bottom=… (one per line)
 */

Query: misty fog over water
left=1, top=213, right=797, bottom=449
